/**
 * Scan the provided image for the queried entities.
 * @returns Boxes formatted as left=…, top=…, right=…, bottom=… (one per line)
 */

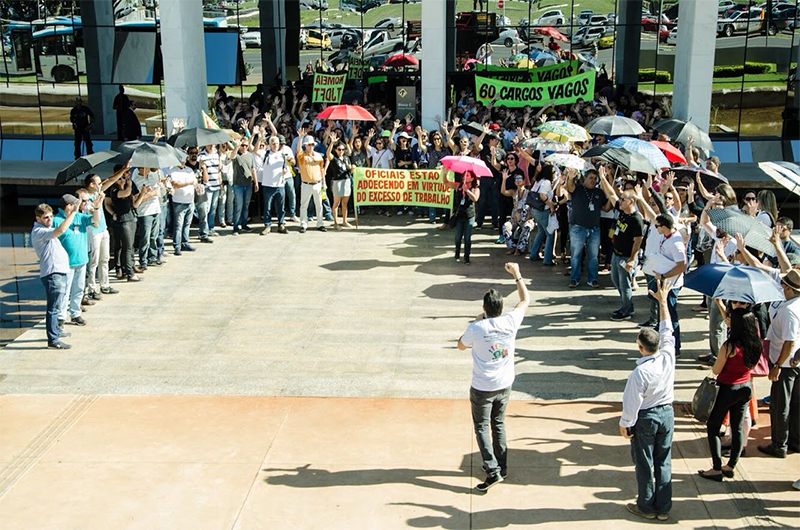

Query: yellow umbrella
left=514, top=58, right=535, bottom=69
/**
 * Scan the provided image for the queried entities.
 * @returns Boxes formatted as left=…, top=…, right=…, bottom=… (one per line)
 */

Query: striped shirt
left=200, top=151, right=221, bottom=192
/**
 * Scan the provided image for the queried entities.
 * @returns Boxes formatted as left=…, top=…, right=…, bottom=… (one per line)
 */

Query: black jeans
left=706, top=381, right=752, bottom=470
left=454, top=216, right=474, bottom=260
left=769, top=367, right=800, bottom=454
left=73, top=128, right=93, bottom=158
left=115, top=220, right=137, bottom=277
left=470, top=386, right=511, bottom=477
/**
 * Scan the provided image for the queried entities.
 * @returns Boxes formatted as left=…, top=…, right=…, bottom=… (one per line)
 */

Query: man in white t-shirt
left=458, top=262, right=530, bottom=492
left=167, top=166, right=197, bottom=255
left=131, top=167, right=162, bottom=269
left=649, top=214, right=687, bottom=358
left=759, top=269, right=800, bottom=458
left=259, top=135, right=295, bottom=235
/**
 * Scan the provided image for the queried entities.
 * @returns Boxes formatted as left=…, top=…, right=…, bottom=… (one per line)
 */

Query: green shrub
left=639, top=69, right=672, bottom=83
left=713, top=62, right=776, bottom=78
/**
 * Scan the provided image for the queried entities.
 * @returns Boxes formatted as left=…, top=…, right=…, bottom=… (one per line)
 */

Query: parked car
left=657, top=24, right=671, bottom=42
left=577, top=10, right=593, bottom=25
left=363, top=31, right=405, bottom=55
left=717, top=8, right=764, bottom=37
left=571, top=26, right=605, bottom=46
left=767, top=6, right=797, bottom=34
left=642, top=16, right=672, bottom=32
left=328, top=28, right=360, bottom=49
left=587, top=14, right=608, bottom=26
left=718, top=0, right=736, bottom=14
left=492, top=27, right=522, bottom=47
left=666, top=27, right=678, bottom=45
left=300, top=29, right=332, bottom=50
left=606, top=13, right=617, bottom=25
left=531, top=9, right=565, bottom=26
left=299, top=0, right=328, bottom=10
left=375, top=17, right=402, bottom=31
left=241, top=31, right=261, bottom=48
left=597, top=33, right=615, bottom=49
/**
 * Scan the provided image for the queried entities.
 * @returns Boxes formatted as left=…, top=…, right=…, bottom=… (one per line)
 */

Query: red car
left=641, top=15, right=672, bottom=32
left=657, top=25, right=671, bottom=42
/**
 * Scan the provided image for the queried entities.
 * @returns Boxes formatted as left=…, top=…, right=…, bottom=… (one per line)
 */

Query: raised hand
left=393, top=119, right=401, bottom=130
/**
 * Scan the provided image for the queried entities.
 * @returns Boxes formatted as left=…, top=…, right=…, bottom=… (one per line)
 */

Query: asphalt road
left=242, top=32, right=796, bottom=80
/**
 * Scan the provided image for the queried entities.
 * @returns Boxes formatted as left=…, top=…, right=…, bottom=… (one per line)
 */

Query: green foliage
left=638, top=69, right=672, bottom=83
left=713, top=62, right=776, bottom=78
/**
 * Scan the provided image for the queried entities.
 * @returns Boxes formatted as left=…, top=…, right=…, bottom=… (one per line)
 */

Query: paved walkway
left=1, top=217, right=798, bottom=528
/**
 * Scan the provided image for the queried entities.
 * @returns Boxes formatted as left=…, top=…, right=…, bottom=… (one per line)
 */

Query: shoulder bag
left=691, top=376, right=719, bottom=423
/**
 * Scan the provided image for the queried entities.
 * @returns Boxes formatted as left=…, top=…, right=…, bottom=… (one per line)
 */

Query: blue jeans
left=610, top=253, right=636, bottom=315
left=647, top=278, right=681, bottom=354
left=529, top=208, right=554, bottom=264
left=471, top=386, right=511, bottom=477
left=233, top=185, right=253, bottom=230
left=284, top=176, right=297, bottom=217
left=475, top=177, right=498, bottom=228
left=454, top=216, right=474, bottom=259
left=41, top=273, right=66, bottom=344
left=569, top=225, right=600, bottom=283
left=205, top=189, right=220, bottom=230
left=261, top=186, right=285, bottom=226
left=61, top=264, right=85, bottom=320
left=218, top=183, right=234, bottom=224
left=136, top=213, right=158, bottom=266
left=156, top=207, right=167, bottom=258
left=195, top=196, right=209, bottom=239
left=172, top=201, right=194, bottom=249
left=630, top=404, right=674, bottom=516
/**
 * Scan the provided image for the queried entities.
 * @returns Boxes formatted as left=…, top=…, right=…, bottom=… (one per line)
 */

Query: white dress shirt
left=620, top=321, right=676, bottom=428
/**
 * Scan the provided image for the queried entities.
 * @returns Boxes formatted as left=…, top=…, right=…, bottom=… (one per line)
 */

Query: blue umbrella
left=684, top=264, right=785, bottom=304
left=607, top=136, right=670, bottom=171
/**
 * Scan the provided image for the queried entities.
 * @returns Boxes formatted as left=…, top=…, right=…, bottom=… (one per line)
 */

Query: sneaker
left=70, top=316, right=87, bottom=326
left=173, top=248, right=182, bottom=256
left=407, top=210, right=414, bottom=216
left=475, top=474, right=503, bottom=492
left=209, top=230, right=220, bottom=237
left=495, top=236, right=505, bottom=244
left=568, top=281, right=578, bottom=288
left=48, top=341, right=71, bottom=349
left=291, top=216, right=301, bottom=223
left=611, top=310, right=631, bottom=321
left=758, top=444, right=786, bottom=458
left=317, top=226, right=327, bottom=232
left=182, top=244, right=196, bottom=252
left=232, top=230, right=240, bottom=236
left=261, top=227, right=271, bottom=236
left=219, top=222, right=227, bottom=228
left=464, top=258, right=471, bottom=265
left=587, top=281, right=601, bottom=288
left=637, top=319, right=657, bottom=328
left=396, top=210, right=404, bottom=216
left=763, top=395, right=770, bottom=405
left=500, top=469, right=508, bottom=480
left=100, top=287, right=119, bottom=295
left=626, top=503, right=655, bottom=520
left=657, top=513, right=669, bottom=521
left=277, top=224, right=288, bottom=234
left=81, top=297, right=95, bottom=307
left=241, top=225, right=253, bottom=232
left=299, top=226, right=307, bottom=233
left=199, top=237, right=214, bottom=244
left=88, top=292, right=103, bottom=301
left=59, top=332, right=71, bottom=339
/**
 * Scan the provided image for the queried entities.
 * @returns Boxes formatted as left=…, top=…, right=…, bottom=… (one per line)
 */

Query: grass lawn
left=641, top=72, right=790, bottom=93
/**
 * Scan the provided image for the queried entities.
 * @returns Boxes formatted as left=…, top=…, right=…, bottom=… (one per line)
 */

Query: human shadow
left=320, top=259, right=419, bottom=272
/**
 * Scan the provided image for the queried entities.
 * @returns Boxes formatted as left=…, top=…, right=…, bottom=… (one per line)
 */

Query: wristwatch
left=515, top=277, right=523, bottom=282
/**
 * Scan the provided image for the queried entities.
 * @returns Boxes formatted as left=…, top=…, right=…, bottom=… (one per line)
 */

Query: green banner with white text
left=312, top=72, right=346, bottom=104
left=353, top=168, right=454, bottom=209
left=474, top=60, right=580, bottom=83
left=475, top=70, right=595, bottom=108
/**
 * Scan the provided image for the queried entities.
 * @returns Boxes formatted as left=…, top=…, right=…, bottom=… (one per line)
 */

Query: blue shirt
left=31, top=222, right=70, bottom=277
left=88, top=192, right=107, bottom=232
left=52, top=209, right=93, bottom=267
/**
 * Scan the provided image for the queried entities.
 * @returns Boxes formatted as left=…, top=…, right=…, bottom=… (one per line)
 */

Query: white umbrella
left=758, top=162, right=800, bottom=197
left=545, top=153, right=593, bottom=171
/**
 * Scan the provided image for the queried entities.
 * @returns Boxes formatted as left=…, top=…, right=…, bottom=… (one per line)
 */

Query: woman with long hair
left=528, top=163, right=556, bottom=265
left=698, top=306, right=762, bottom=481
left=756, top=190, right=778, bottom=228
left=500, top=169, right=534, bottom=256
left=325, top=139, right=353, bottom=229
left=445, top=170, right=480, bottom=264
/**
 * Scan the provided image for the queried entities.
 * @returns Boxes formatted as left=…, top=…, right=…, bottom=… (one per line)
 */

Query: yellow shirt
left=297, top=150, right=324, bottom=184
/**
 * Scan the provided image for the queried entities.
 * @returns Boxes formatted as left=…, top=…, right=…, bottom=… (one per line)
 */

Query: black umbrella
left=582, top=144, right=614, bottom=159
left=582, top=146, right=656, bottom=174
left=115, top=141, right=184, bottom=169
left=167, top=127, right=233, bottom=149
left=55, top=150, right=120, bottom=185
left=586, top=116, right=645, bottom=137
left=653, top=118, right=713, bottom=152
left=670, top=165, right=728, bottom=192
left=459, top=121, right=484, bottom=137
left=707, top=208, right=775, bottom=257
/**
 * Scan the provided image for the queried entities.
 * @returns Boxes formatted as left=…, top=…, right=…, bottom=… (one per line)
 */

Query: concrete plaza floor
left=1, top=216, right=798, bottom=528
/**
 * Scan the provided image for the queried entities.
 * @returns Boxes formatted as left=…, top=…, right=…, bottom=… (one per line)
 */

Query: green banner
left=475, top=70, right=596, bottom=108
left=474, top=60, right=579, bottom=83
left=312, top=72, right=346, bottom=104
left=353, top=168, right=454, bottom=209
left=347, top=55, right=370, bottom=80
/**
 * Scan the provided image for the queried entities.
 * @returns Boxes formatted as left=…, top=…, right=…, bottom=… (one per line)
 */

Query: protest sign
left=474, top=60, right=579, bottom=83
left=313, top=72, right=346, bottom=104
left=475, top=70, right=595, bottom=108
left=353, top=168, right=454, bottom=209
left=347, top=55, right=370, bottom=80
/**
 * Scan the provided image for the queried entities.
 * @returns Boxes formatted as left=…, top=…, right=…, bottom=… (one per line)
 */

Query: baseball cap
left=403, top=124, right=413, bottom=133
left=488, top=123, right=500, bottom=131
left=61, top=194, right=80, bottom=207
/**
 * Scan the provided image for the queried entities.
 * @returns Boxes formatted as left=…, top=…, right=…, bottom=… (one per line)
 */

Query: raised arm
left=52, top=203, right=78, bottom=238
left=695, top=172, right=713, bottom=200
left=505, top=262, right=530, bottom=311
left=597, top=166, right=618, bottom=204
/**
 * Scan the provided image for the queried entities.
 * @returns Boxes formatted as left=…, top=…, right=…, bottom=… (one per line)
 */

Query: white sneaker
left=291, top=216, right=300, bottom=223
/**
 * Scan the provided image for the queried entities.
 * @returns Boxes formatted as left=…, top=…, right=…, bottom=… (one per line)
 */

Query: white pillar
left=672, top=0, right=718, bottom=131
left=421, top=0, right=447, bottom=134
left=160, top=0, right=208, bottom=130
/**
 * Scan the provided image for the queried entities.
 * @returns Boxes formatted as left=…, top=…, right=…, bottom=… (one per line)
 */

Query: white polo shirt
left=131, top=168, right=162, bottom=217
left=656, top=231, right=687, bottom=289
left=260, top=146, right=294, bottom=187
left=767, top=297, right=800, bottom=368
left=460, top=308, right=524, bottom=392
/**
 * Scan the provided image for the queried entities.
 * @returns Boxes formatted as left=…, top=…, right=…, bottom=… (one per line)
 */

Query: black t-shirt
left=110, top=184, right=136, bottom=223
left=570, top=183, right=608, bottom=228
left=613, top=205, right=644, bottom=258
left=395, top=147, right=413, bottom=168
left=327, top=155, right=351, bottom=181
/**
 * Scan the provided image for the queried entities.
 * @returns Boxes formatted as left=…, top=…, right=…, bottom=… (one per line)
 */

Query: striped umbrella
left=758, top=162, right=800, bottom=197
left=523, top=137, right=571, bottom=152
left=537, top=121, right=591, bottom=143
left=607, top=136, right=670, bottom=170
left=545, top=153, right=593, bottom=171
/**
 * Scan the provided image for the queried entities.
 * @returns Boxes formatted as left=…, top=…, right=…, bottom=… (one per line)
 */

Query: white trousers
left=87, top=229, right=110, bottom=293
left=300, top=181, right=324, bottom=229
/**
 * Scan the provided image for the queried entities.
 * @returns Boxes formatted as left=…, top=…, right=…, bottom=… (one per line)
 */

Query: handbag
left=751, top=339, right=771, bottom=377
left=526, top=185, right=546, bottom=211
left=691, top=376, right=720, bottom=423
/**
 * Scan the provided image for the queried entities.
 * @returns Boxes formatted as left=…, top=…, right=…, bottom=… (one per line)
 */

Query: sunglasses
left=744, top=196, right=756, bottom=201
left=665, top=195, right=673, bottom=199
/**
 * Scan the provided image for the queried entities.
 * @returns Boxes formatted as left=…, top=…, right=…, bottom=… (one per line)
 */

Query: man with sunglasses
left=296, top=127, right=326, bottom=234
left=185, top=147, right=212, bottom=244
left=231, top=137, right=258, bottom=234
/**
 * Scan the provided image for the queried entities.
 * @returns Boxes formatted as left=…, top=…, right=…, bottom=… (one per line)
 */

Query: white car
left=570, top=26, right=605, bottom=46
left=375, top=17, right=402, bottom=31
left=328, top=28, right=359, bottom=48
left=299, top=0, right=328, bottom=9
left=577, top=10, right=593, bottom=25
left=241, top=32, right=261, bottom=48
left=531, top=9, right=565, bottom=26
left=666, top=27, right=678, bottom=45
left=718, top=0, right=735, bottom=14
left=363, top=31, right=405, bottom=55
left=492, top=28, right=521, bottom=47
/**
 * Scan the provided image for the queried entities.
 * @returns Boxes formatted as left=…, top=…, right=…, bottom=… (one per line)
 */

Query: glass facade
left=1, top=0, right=797, bottom=158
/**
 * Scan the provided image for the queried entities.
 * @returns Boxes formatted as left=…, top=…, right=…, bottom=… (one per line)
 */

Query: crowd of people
left=31, top=77, right=800, bottom=513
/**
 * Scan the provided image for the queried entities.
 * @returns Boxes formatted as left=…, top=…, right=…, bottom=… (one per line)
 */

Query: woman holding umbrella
left=444, top=170, right=480, bottom=265
left=698, top=307, right=762, bottom=481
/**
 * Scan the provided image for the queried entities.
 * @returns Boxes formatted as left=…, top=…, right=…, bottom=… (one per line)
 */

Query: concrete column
left=259, top=0, right=287, bottom=84
left=672, top=0, right=718, bottom=131
left=445, top=0, right=456, bottom=73
left=421, top=0, right=447, bottom=133
left=160, top=0, right=208, bottom=129
left=614, top=0, right=643, bottom=93
left=81, top=0, right=116, bottom=136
